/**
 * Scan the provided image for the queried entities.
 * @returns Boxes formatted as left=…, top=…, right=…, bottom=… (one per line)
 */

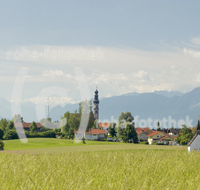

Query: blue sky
left=1, top=1, right=200, bottom=106
left=1, top=1, right=200, bottom=49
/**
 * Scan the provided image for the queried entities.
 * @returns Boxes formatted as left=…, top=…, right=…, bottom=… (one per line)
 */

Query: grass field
left=1, top=138, right=200, bottom=190
left=2, top=138, right=122, bottom=150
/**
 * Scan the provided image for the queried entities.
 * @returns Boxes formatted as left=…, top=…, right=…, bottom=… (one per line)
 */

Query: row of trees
left=0, top=115, right=60, bottom=141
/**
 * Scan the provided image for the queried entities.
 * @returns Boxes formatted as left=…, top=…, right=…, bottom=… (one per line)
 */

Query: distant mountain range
left=1, top=88, right=200, bottom=128
left=49, top=88, right=200, bottom=128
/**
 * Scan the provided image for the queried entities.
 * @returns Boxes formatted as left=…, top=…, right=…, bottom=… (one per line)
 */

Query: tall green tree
left=29, top=121, right=38, bottom=133
left=108, top=123, right=117, bottom=137
left=122, top=123, right=138, bottom=143
left=0, top=128, right=4, bottom=139
left=118, top=111, right=134, bottom=128
left=0, top=118, right=9, bottom=132
left=123, top=112, right=134, bottom=123
left=61, top=111, right=71, bottom=133
left=118, top=112, right=125, bottom=127
left=68, top=113, right=80, bottom=131
left=7, top=121, right=14, bottom=130
left=116, top=125, right=123, bottom=137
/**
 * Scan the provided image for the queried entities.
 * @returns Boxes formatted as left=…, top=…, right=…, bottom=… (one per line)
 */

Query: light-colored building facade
left=147, top=131, right=176, bottom=145
left=137, top=131, right=149, bottom=141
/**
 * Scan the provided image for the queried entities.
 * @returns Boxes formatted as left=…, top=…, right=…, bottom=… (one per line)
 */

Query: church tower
left=93, top=88, right=99, bottom=120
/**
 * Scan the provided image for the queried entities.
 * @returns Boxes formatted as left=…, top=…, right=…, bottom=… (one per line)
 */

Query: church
left=74, top=88, right=107, bottom=140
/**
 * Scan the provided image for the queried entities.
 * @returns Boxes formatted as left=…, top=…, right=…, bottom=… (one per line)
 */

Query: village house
left=135, top=127, right=152, bottom=142
left=137, top=131, right=149, bottom=141
left=147, top=131, right=176, bottom=145
left=74, top=129, right=107, bottom=140
left=168, top=129, right=181, bottom=136
left=157, top=136, right=176, bottom=145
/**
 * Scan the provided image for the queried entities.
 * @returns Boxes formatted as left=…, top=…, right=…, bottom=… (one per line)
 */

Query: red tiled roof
left=147, top=131, right=161, bottom=136
left=136, top=131, right=143, bottom=134
left=159, top=135, right=175, bottom=140
left=15, top=123, right=42, bottom=129
left=159, top=136, right=169, bottom=140
left=90, top=129, right=106, bottom=134
left=136, top=127, right=151, bottom=133
left=99, top=123, right=110, bottom=128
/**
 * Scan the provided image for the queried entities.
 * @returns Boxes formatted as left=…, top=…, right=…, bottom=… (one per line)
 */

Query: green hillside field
left=0, top=138, right=199, bottom=190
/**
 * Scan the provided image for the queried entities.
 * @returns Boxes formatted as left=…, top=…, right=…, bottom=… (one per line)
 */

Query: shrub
left=0, top=140, right=4, bottom=150
left=3, top=130, right=19, bottom=140
left=156, top=143, right=164, bottom=145
left=25, top=131, right=56, bottom=138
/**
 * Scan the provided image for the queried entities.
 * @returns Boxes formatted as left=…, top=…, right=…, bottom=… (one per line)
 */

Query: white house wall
left=98, top=134, right=105, bottom=138
left=84, top=134, right=92, bottom=140
left=92, top=134, right=98, bottom=140
left=189, top=135, right=200, bottom=152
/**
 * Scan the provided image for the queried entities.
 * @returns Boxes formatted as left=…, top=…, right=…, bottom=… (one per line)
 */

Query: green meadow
left=1, top=138, right=200, bottom=190
left=2, top=138, right=121, bottom=151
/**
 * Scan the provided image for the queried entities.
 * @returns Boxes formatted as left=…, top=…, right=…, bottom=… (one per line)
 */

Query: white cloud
left=1, top=41, right=200, bottom=102
left=183, top=48, right=200, bottom=59
left=191, top=37, right=200, bottom=46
